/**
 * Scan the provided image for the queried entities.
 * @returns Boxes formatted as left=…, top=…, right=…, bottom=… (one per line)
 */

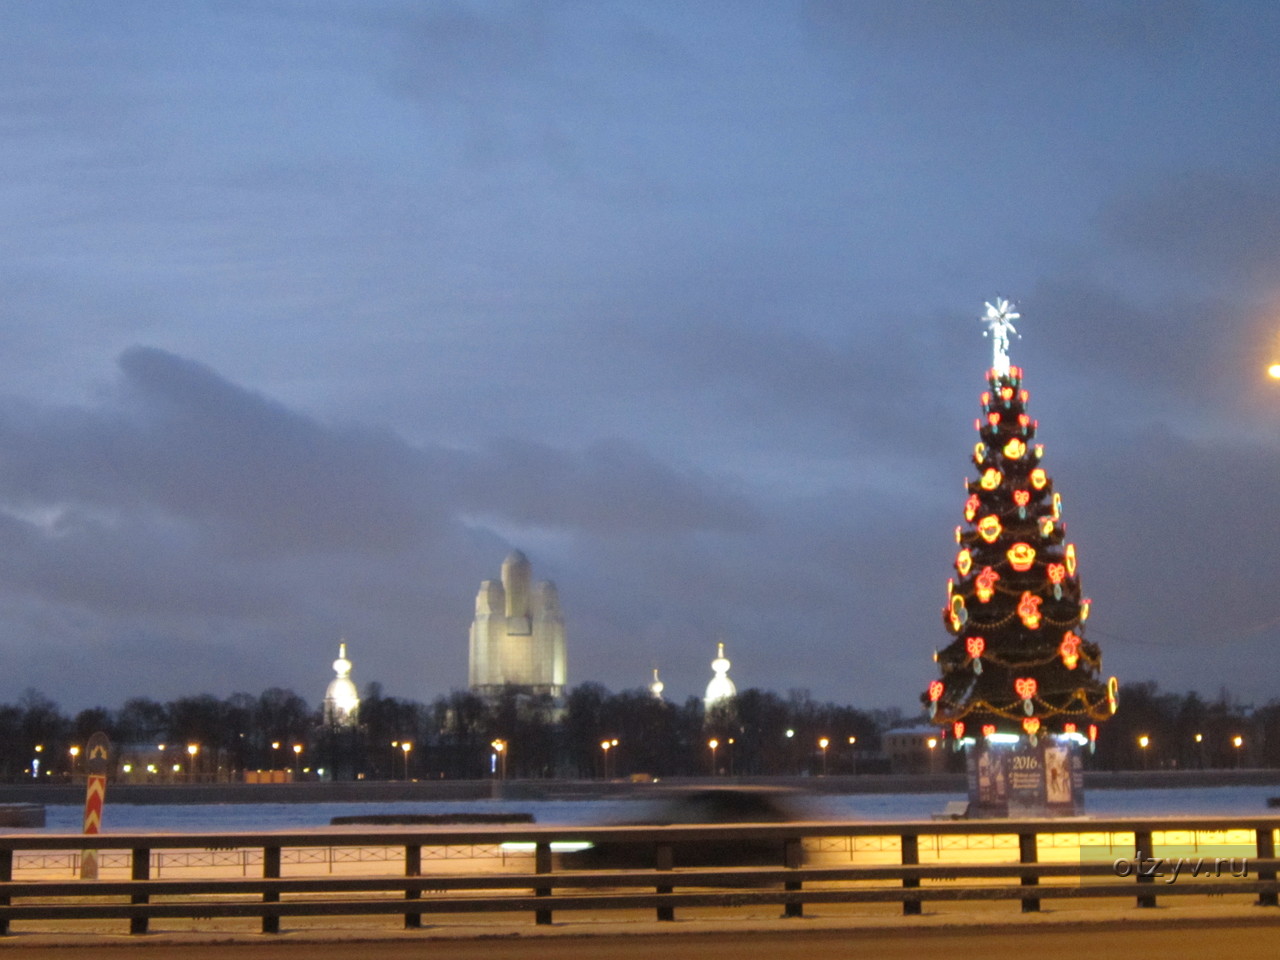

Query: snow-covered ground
left=40, top=784, right=1280, bottom=833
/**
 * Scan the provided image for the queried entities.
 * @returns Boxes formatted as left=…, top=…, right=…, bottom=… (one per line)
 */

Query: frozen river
left=39, top=783, right=1280, bottom=833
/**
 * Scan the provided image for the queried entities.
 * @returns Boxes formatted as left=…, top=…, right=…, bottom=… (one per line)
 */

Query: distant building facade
left=468, top=551, right=567, bottom=698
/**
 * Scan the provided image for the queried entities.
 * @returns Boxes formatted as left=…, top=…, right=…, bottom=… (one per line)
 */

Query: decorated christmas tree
left=925, top=300, right=1115, bottom=772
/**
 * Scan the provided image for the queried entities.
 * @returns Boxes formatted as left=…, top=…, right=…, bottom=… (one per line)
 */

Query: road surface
left=3, top=920, right=1280, bottom=959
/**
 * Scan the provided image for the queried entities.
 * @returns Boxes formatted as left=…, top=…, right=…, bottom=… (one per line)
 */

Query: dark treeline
left=0, top=684, right=887, bottom=782
left=1, top=680, right=1275, bottom=782
left=1092, top=682, right=1280, bottom=771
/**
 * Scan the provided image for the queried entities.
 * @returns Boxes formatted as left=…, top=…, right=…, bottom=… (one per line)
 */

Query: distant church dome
left=323, top=641, right=360, bottom=726
left=704, top=642, right=736, bottom=710
left=650, top=668, right=665, bottom=701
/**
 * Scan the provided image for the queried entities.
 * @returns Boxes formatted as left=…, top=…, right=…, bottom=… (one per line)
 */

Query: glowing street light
left=818, top=737, right=830, bottom=776
left=69, top=745, right=81, bottom=779
left=491, top=739, right=508, bottom=780
left=708, top=738, right=719, bottom=776
left=1138, top=734, right=1150, bottom=770
left=401, top=741, right=412, bottom=781
left=187, top=743, right=199, bottom=782
left=600, top=739, right=618, bottom=780
left=292, top=744, right=303, bottom=777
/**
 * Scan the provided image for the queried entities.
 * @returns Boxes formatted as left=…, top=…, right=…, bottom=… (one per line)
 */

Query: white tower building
left=704, top=642, right=737, bottom=710
left=322, top=641, right=360, bottom=726
left=468, top=550, right=567, bottom=698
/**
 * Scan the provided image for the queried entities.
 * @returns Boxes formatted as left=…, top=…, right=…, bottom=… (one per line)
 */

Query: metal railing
left=0, top=815, right=1277, bottom=935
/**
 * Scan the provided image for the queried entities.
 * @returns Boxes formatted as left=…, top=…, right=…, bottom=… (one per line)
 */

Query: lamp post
left=292, top=744, right=302, bottom=778
left=187, top=743, right=199, bottom=783
left=848, top=735, right=858, bottom=774
left=708, top=738, right=719, bottom=776
left=1233, top=735, right=1244, bottom=768
left=1194, top=732, right=1204, bottom=769
left=818, top=737, right=830, bottom=776
left=401, top=741, right=412, bottom=781
left=599, top=740, right=610, bottom=780
left=785, top=728, right=795, bottom=775
left=490, top=739, right=507, bottom=780
left=1138, top=734, right=1150, bottom=770
left=68, top=745, right=81, bottom=782
left=727, top=737, right=735, bottom=777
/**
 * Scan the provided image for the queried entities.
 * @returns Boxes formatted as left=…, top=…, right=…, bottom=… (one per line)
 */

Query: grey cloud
left=1099, top=171, right=1280, bottom=286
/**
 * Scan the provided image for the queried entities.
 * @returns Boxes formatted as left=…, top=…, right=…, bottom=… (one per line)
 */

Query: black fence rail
left=0, top=816, right=1277, bottom=935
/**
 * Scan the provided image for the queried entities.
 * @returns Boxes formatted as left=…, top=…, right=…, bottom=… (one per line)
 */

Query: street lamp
left=599, top=739, right=614, bottom=780
left=1138, top=734, right=1150, bottom=770
left=818, top=737, right=830, bottom=776
left=491, top=739, right=508, bottom=780
left=292, top=744, right=303, bottom=778
left=68, top=745, right=81, bottom=780
left=708, top=738, right=719, bottom=776
left=401, top=741, right=412, bottom=781
left=187, top=743, right=199, bottom=783
left=727, top=737, right=735, bottom=777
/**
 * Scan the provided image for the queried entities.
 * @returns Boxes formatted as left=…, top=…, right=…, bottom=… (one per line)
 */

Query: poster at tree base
left=966, top=738, right=1084, bottom=818
left=80, top=732, right=110, bottom=880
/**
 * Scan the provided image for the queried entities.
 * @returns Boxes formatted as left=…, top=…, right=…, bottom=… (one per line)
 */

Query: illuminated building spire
left=704, top=641, right=736, bottom=709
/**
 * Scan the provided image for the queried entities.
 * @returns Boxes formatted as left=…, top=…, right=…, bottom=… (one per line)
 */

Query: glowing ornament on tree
left=980, top=468, right=1002, bottom=490
left=1001, top=387, right=1014, bottom=402
left=1003, top=437, right=1026, bottom=459
left=1065, top=544, right=1077, bottom=576
left=966, top=635, right=985, bottom=674
left=949, top=594, right=968, bottom=631
left=1107, top=676, right=1120, bottom=714
left=1007, top=543, right=1036, bottom=571
left=1052, top=493, right=1062, bottom=519
left=1047, top=563, right=1066, bottom=584
left=1030, top=468, right=1047, bottom=490
left=1017, top=591, right=1043, bottom=629
left=1059, top=632, right=1082, bottom=669
left=956, top=548, right=973, bottom=576
left=1015, top=677, right=1038, bottom=710
left=1080, top=597, right=1091, bottom=621
left=975, top=566, right=1000, bottom=602
left=988, top=412, right=1001, bottom=426
left=953, top=721, right=965, bottom=740
left=978, top=515, right=1002, bottom=542
left=1013, top=489, right=1030, bottom=507
left=964, top=495, right=980, bottom=521
left=928, top=680, right=944, bottom=719
left=973, top=443, right=987, bottom=464
left=982, top=724, right=996, bottom=737
left=1063, top=723, right=1077, bottom=734
left=1023, top=717, right=1041, bottom=743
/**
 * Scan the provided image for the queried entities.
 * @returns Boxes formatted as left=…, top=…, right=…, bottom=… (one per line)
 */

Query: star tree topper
left=981, top=297, right=1021, bottom=375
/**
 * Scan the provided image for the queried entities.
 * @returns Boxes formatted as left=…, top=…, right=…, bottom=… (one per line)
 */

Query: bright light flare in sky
left=1269, top=363, right=1280, bottom=379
